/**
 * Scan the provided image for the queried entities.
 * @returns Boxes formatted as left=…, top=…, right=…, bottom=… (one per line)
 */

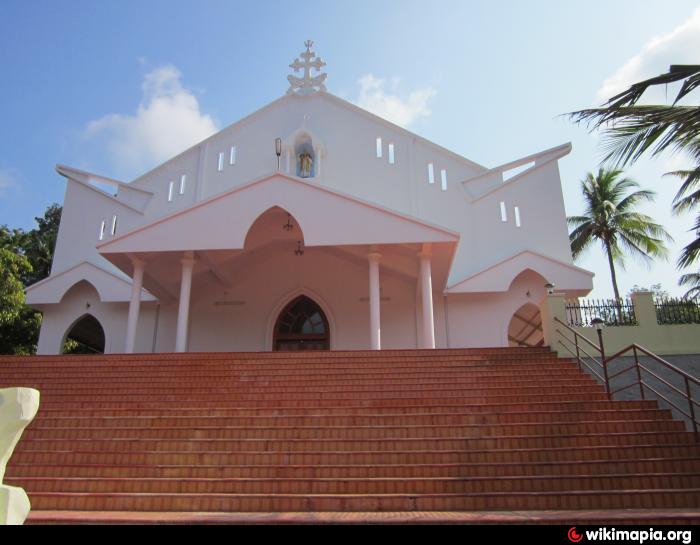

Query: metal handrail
left=641, top=381, right=696, bottom=422
left=608, top=363, right=639, bottom=381
left=556, top=331, right=604, bottom=370
left=554, top=317, right=601, bottom=352
left=552, top=317, right=699, bottom=441
left=614, top=344, right=700, bottom=386
left=556, top=336, right=606, bottom=384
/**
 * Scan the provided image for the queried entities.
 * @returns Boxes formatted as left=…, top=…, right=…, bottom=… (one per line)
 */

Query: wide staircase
left=0, top=347, right=699, bottom=524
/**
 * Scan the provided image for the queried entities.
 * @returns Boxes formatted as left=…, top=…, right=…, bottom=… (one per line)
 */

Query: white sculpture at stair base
left=0, top=388, right=40, bottom=525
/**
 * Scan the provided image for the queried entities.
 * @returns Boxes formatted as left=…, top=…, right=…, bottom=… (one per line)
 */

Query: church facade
left=27, top=43, right=594, bottom=355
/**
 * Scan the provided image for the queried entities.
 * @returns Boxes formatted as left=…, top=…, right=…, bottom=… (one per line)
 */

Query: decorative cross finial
left=287, top=40, right=327, bottom=95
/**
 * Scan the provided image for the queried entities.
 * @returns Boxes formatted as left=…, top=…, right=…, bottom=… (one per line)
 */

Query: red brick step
left=1, top=347, right=698, bottom=524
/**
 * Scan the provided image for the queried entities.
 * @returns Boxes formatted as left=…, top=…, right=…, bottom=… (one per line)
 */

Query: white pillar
left=124, top=257, right=145, bottom=354
left=368, top=252, right=382, bottom=350
left=175, top=251, right=196, bottom=353
left=315, top=146, right=322, bottom=179
left=419, top=249, right=435, bottom=349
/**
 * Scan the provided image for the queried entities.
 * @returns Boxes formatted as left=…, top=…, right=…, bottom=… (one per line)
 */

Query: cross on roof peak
left=287, top=40, right=327, bottom=96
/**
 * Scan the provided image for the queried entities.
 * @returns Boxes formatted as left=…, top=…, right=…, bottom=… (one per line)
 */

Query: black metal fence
left=655, top=298, right=700, bottom=325
left=566, top=298, right=637, bottom=327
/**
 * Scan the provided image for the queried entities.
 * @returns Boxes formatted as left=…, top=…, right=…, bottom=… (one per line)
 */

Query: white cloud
left=0, top=169, right=20, bottom=197
left=355, top=73, right=436, bottom=127
left=84, top=65, right=218, bottom=177
left=597, top=7, right=700, bottom=103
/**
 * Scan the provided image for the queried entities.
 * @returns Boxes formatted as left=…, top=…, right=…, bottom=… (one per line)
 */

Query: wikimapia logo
left=567, top=527, right=693, bottom=544
left=569, top=528, right=584, bottom=543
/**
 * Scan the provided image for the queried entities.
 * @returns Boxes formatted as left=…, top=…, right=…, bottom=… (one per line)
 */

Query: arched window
left=62, top=314, right=105, bottom=354
left=273, top=296, right=329, bottom=351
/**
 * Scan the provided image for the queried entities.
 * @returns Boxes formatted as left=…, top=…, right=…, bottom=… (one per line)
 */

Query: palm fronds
left=568, top=64, right=700, bottom=272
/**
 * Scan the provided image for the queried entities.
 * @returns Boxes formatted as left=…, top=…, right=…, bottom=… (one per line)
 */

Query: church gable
left=113, top=64, right=489, bottom=229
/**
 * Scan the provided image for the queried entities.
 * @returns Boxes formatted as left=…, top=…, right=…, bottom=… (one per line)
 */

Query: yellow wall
left=543, top=292, right=700, bottom=357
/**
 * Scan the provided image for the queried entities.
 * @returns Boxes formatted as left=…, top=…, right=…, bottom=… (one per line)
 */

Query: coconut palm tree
left=569, top=64, right=700, bottom=278
left=679, top=272, right=700, bottom=301
left=568, top=168, right=673, bottom=302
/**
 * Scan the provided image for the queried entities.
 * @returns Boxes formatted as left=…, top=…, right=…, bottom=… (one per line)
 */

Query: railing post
left=540, top=293, right=568, bottom=356
left=633, top=345, right=645, bottom=400
left=575, top=334, right=581, bottom=371
left=685, top=376, right=698, bottom=442
left=595, top=324, right=610, bottom=399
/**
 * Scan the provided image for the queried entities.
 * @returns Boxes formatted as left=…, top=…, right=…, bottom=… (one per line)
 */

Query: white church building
left=27, top=42, right=594, bottom=355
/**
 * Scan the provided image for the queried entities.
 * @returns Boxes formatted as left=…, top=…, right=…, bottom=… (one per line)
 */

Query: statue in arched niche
left=299, top=151, right=313, bottom=178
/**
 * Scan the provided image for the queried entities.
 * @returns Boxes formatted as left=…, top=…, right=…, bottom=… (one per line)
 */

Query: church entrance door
left=273, top=295, right=330, bottom=351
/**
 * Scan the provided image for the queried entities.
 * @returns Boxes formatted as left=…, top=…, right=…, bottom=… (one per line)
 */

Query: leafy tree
left=22, top=203, right=61, bottom=285
left=568, top=168, right=672, bottom=302
left=627, top=283, right=670, bottom=301
left=0, top=248, right=31, bottom=325
left=0, top=204, right=61, bottom=354
left=0, top=306, right=41, bottom=355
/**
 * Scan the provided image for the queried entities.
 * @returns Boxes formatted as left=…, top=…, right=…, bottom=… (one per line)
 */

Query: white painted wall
left=148, top=246, right=417, bottom=353
left=32, top=89, right=591, bottom=354
left=35, top=250, right=557, bottom=353
left=37, top=281, right=157, bottom=355
left=446, top=269, right=550, bottom=348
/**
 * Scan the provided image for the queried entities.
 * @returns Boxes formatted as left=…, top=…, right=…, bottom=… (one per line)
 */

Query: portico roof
left=445, top=250, right=594, bottom=295
left=25, top=261, right=156, bottom=306
left=97, top=172, right=460, bottom=255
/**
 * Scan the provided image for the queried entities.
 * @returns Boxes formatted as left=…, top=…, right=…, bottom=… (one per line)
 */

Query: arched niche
left=506, top=267, right=550, bottom=295
left=294, top=132, right=315, bottom=178
left=243, top=206, right=305, bottom=251
left=282, top=127, right=325, bottom=179
left=61, top=313, right=106, bottom=354
left=59, top=279, right=101, bottom=304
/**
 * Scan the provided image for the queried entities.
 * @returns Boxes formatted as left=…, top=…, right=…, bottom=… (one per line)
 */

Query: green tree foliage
left=627, top=283, right=670, bottom=301
left=21, top=203, right=62, bottom=286
left=0, top=204, right=61, bottom=354
left=567, top=168, right=672, bottom=302
left=0, top=248, right=31, bottom=325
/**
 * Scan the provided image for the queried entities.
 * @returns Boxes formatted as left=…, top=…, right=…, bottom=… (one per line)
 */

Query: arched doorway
left=62, top=314, right=106, bottom=354
left=273, top=295, right=330, bottom=351
left=508, top=303, right=544, bottom=348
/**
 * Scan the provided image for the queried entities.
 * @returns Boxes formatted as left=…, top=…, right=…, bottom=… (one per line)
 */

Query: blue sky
left=1, top=0, right=699, bottom=298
